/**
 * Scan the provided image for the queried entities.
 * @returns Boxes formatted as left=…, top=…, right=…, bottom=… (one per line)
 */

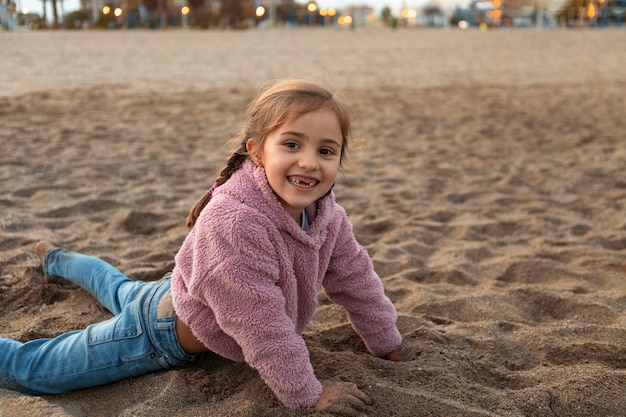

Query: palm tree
left=51, top=0, right=59, bottom=27
left=40, top=0, right=60, bottom=27
left=41, top=0, right=47, bottom=27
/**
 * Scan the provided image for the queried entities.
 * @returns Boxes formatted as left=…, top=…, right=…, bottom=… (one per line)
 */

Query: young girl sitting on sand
left=0, top=79, right=414, bottom=411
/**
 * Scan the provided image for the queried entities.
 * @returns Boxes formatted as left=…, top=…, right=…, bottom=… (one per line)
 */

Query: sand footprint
left=106, top=210, right=169, bottom=235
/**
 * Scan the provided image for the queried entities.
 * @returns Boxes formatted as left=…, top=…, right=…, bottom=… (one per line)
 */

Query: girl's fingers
left=327, top=394, right=369, bottom=417
left=349, top=387, right=372, bottom=405
left=331, top=386, right=371, bottom=411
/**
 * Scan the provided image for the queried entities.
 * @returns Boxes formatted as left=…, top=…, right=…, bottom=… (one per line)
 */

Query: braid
left=185, top=142, right=248, bottom=228
left=216, top=142, right=248, bottom=187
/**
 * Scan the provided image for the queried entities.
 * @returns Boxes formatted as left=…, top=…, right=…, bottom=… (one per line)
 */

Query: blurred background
left=1, top=0, right=624, bottom=31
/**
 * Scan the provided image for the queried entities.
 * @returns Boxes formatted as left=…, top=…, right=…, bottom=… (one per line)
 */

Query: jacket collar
left=218, top=159, right=337, bottom=247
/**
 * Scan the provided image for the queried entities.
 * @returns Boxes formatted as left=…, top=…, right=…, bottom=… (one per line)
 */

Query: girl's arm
left=322, top=216, right=404, bottom=357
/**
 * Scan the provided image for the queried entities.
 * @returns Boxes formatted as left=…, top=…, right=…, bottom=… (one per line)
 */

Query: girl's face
left=247, top=109, right=343, bottom=224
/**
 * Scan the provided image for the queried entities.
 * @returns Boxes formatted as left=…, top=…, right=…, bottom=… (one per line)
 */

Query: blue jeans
left=0, top=248, right=196, bottom=395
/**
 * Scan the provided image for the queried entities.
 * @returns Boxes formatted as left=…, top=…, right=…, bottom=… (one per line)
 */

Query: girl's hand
left=314, top=380, right=371, bottom=414
left=384, top=340, right=418, bottom=362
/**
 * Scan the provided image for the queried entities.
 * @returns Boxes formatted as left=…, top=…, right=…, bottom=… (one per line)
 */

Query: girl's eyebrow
left=320, top=138, right=343, bottom=148
left=280, top=131, right=341, bottom=148
left=280, top=130, right=305, bottom=138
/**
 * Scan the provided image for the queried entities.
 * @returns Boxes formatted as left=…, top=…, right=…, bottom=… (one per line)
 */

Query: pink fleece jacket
left=170, top=159, right=402, bottom=409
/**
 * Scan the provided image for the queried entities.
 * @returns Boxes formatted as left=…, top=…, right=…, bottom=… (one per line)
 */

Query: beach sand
left=1, top=28, right=625, bottom=416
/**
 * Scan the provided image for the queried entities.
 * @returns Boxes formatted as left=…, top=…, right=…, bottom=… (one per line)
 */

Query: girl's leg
left=0, top=291, right=158, bottom=394
left=0, top=278, right=194, bottom=395
left=38, top=242, right=144, bottom=315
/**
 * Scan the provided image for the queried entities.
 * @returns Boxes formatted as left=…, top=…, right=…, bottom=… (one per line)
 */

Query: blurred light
left=181, top=6, right=190, bottom=15
left=401, top=8, right=417, bottom=18
left=587, top=3, right=595, bottom=17
left=338, top=15, right=352, bottom=25
left=307, top=2, right=317, bottom=12
left=493, top=9, right=502, bottom=18
left=328, top=8, right=336, bottom=16
left=114, top=7, right=122, bottom=17
left=493, top=0, right=501, bottom=7
left=458, top=20, right=469, bottom=29
left=22, top=7, right=29, bottom=13
left=255, top=5, right=265, bottom=17
left=320, top=8, right=328, bottom=16
left=102, top=6, right=111, bottom=14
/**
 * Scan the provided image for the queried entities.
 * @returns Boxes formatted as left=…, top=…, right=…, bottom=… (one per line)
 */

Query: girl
left=0, top=79, right=413, bottom=412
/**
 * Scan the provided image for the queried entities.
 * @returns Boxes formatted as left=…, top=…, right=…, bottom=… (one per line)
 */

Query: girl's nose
left=299, top=151, right=319, bottom=170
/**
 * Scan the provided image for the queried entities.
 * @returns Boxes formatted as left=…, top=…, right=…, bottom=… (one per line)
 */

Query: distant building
left=555, top=0, right=626, bottom=26
left=342, top=5, right=375, bottom=26
left=450, top=0, right=500, bottom=27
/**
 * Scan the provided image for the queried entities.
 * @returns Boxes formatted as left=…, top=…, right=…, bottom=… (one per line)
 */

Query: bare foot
left=35, top=241, right=54, bottom=265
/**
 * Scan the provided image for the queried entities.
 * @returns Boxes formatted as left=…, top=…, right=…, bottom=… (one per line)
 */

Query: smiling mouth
left=288, top=176, right=318, bottom=188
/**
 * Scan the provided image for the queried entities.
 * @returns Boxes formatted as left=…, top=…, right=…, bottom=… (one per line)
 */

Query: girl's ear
left=246, top=138, right=263, bottom=167
left=245, top=138, right=255, bottom=154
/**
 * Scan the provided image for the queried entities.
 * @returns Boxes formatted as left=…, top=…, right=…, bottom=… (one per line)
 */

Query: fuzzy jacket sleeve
left=322, top=214, right=403, bottom=356
left=185, top=203, right=323, bottom=409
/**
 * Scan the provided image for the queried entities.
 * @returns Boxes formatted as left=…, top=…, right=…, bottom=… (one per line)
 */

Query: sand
left=1, top=27, right=625, bottom=417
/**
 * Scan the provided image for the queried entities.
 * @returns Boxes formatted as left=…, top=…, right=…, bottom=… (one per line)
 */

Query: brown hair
left=186, top=78, right=353, bottom=228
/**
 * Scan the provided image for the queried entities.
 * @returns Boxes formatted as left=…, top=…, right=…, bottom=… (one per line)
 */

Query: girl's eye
left=320, top=148, right=335, bottom=156
left=284, top=141, right=299, bottom=149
